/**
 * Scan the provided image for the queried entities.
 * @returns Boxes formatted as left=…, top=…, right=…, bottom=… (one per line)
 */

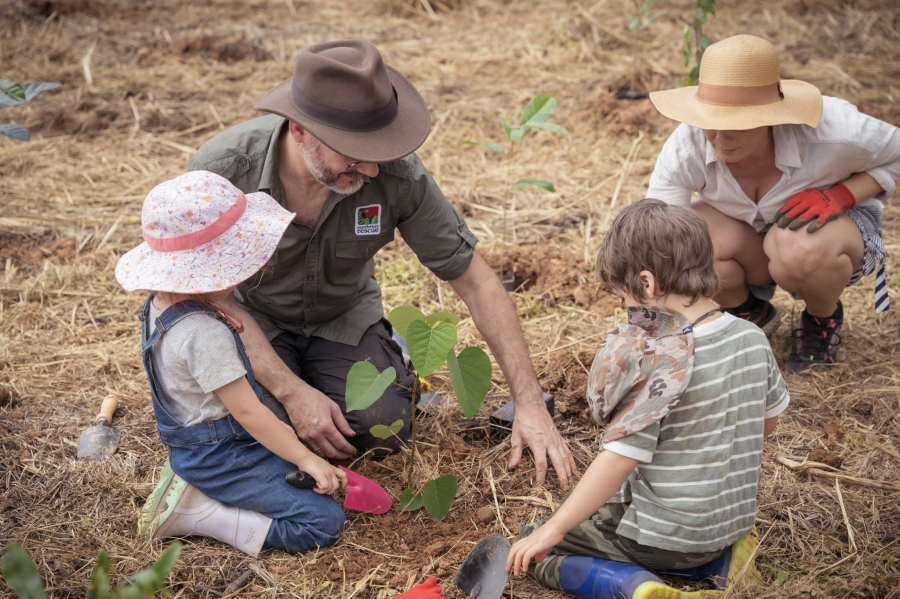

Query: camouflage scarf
left=587, top=306, right=712, bottom=444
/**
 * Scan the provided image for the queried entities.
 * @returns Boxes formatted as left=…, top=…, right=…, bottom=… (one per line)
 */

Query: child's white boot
left=140, top=459, right=272, bottom=557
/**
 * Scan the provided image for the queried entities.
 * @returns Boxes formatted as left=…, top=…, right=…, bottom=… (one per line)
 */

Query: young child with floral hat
left=506, top=199, right=789, bottom=598
left=116, top=170, right=347, bottom=556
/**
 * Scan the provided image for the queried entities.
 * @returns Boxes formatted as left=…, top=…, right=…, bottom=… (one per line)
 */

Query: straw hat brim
left=649, top=80, right=823, bottom=130
left=254, top=66, right=431, bottom=163
left=115, top=191, right=294, bottom=294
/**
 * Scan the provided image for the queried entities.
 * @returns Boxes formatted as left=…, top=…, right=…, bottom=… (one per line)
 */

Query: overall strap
left=140, top=298, right=227, bottom=350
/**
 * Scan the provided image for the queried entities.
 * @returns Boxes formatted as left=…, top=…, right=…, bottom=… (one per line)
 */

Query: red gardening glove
left=775, top=183, right=856, bottom=233
left=393, top=577, right=446, bottom=599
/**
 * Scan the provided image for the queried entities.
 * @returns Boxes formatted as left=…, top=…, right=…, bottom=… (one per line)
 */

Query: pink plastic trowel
left=285, top=466, right=392, bottom=514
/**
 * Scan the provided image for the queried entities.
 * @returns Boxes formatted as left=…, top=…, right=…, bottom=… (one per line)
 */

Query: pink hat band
left=143, top=191, right=247, bottom=252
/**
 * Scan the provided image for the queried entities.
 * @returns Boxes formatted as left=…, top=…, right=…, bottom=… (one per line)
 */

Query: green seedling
left=1, top=542, right=181, bottom=599
left=625, top=0, right=666, bottom=95
left=345, top=305, right=492, bottom=520
left=465, top=94, right=568, bottom=281
left=681, top=0, right=716, bottom=86
left=0, top=78, right=61, bottom=141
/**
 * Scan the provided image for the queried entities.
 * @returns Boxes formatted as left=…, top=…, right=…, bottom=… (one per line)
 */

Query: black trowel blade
left=454, top=534, right=511, bottom=599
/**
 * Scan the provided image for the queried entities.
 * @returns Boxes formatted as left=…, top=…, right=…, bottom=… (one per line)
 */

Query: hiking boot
left=786, top=303, right=843, bottom=374
left=723, top=296, right=781, bottom=337
left=139, top=459, right=272, bottom=557
left=658, top=527, right=764, bottom=590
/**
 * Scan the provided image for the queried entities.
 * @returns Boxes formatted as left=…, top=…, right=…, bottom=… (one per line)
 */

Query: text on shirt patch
left=355, top=204, right=382, bottom=236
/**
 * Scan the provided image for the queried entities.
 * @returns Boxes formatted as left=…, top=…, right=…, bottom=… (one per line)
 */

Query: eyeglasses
left=338, top=153, right=364, bottom=171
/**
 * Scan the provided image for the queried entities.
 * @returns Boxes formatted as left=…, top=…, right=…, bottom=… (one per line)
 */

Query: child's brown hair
left=595, top=199, right=719, bottom=305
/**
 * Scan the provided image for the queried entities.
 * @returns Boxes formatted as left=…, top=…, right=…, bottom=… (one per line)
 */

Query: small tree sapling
left=344, top=306, right=492, bottom=520
left=0, top=78, right=61, bottom=141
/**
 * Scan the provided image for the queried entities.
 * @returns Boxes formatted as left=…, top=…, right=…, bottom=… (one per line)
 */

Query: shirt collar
left=258, top=118, right=287, bottom=198
left=773, top=125, right=802, bottom=169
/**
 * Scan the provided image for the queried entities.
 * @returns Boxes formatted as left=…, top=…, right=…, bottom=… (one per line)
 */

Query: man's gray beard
left=302, top=139, right=365, bottom=196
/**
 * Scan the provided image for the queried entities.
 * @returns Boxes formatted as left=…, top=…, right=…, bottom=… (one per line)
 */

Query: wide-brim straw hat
left=116, top=171, right=295, bottom=294
left=255, top=39, right=431, bottom=163
left=650, top=35, right=823, bottom=130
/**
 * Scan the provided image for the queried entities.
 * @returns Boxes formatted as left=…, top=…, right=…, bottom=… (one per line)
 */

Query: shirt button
left=307, top=302, right=314, bottom=308
left=306, top=274, right=314, bottom=280
left=239, top=157, right=248, bottom=166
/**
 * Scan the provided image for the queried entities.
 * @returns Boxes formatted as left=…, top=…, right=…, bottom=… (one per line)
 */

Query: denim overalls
left=140, top=295, right=345, bottom=552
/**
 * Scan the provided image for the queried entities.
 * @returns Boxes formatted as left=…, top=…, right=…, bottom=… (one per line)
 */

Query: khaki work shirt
left=188, top=115, right=478, bottom=346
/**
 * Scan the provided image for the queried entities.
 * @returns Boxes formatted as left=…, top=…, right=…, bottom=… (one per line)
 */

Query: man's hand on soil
left=508, top=401, right=577, bottom=491
left=282, top=385, right=357, bottom=460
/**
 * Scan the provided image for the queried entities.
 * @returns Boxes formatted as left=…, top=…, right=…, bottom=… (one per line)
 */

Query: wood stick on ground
left=776, top=455, right=900, bottom=492
left=487, top=466, right=513, bottom=538
left=834, top=479, right=857, bottom=553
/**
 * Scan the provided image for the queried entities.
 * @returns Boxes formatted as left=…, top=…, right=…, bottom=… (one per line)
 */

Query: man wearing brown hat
left=188, top=39, right=576, bottom=489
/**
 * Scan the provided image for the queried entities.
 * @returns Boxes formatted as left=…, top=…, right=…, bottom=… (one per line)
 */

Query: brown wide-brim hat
left=255, top=39, right=431, bottom=163
left=650, top=35, right=823, bottom=131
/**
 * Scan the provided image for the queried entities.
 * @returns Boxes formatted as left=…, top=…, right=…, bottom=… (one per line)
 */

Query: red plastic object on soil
left=393, top=576, right=445, bottom=599
left=340, top=466, right=392, bottom=514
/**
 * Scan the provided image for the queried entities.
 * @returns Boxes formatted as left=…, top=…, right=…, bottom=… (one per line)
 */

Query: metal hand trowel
left=285, top=465, right=392, bottom=514
left=77, top=395, right=121, bottom=460
left=454, top=534, right=511, bottom=599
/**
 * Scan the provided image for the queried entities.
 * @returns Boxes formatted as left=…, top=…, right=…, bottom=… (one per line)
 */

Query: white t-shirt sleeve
left=178, top=319, right=248, bottom=393
left=647, top=123, right=708, bottom=206
left=601, top=421, right=660, bottom=463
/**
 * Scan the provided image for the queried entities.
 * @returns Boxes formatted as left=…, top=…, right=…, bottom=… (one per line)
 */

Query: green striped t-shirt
left=602, top=313, right=789, bottom=553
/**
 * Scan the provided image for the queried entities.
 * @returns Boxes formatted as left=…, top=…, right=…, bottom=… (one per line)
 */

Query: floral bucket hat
left=116, top=171, right=294, bottom=294
left=587, top=306, right=697, bottom=444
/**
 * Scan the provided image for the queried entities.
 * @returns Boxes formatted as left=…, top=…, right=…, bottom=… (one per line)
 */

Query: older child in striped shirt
left=507, top=199, right=789, bottom=598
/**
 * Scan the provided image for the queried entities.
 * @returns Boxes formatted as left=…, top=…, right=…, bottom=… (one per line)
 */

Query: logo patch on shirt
left=355, top=204, right=381, bottom=235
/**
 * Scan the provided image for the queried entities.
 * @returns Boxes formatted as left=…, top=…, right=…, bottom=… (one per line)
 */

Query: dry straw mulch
left=2, top=0, right=899, bottom=597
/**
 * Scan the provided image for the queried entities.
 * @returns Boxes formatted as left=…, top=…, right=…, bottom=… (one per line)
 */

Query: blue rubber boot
left=656, top=528, right=764, bottom=591
left=558, top=556, right=709, bottom=599
left=655, top=547, right=731, bottom=590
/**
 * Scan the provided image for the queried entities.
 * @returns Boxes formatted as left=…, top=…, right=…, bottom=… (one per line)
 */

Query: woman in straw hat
left=647, top=34, right=900, bottom=373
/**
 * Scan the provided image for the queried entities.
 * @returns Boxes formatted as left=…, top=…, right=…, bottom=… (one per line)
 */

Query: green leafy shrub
left=0, top=78, right=61, bottom=141
left=1, top=542, right=181, bottom=599
left=345, top=306, right=492, bottom=520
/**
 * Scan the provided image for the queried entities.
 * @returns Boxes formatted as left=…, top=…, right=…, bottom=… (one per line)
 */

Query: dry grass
left=2, top=0, right=899, bottom=597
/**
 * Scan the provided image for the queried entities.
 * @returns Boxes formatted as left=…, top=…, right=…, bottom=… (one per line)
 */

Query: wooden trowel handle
left=95, top=394, right=118, bottom=425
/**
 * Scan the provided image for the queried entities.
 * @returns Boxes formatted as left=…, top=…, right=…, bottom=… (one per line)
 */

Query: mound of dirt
left=486, top=245, right=620, bottom=315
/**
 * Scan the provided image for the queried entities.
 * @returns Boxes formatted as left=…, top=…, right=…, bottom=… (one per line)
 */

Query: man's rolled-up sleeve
left=396, top=157, right=479, bottom=281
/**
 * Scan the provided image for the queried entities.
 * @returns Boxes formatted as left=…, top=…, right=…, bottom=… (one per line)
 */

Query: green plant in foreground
left=0, top=78, right=60, bottom=141
left=345, top=306, right=493, bottom=520
left=1, top=541, right=182, bottom=599
left=681, top=0, right=716, bottom=86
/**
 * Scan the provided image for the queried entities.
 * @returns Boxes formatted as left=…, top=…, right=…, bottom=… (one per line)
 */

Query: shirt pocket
left=334, top=236, right=394, bottom=277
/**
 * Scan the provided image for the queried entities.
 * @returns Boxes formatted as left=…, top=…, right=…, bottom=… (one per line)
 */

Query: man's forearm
left=448, top=251, right=544, bottom=407
left=219, top=295, right=303, bottom=398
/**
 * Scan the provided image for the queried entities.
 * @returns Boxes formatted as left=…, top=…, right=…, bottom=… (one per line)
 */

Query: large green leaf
left=0, top=78, right=26, bottom=104
left=388, top=305, right=425, bottom=338
left=422, top=474, right=457, bottom=520
left=0, top=543, right=47, bottom=599
left=446, top=347, right=492, bottom=418
left=425, top=311, right=461, bottom=327
left=463, top=140, right=505, bottom=155
left=345, top=362, right=397, bottom=412
left=524, top=121, right=568, bottom=136
left=519, top=94, right=557, bottom=126
left=512, top=179, right=556, bottom=192
left=399, top=488, right=424, bottom=511
left=0, top=124, right=30, bottom=141
left=87, top=552, right=110, bottom=599
left=370, top=419, right=404, bottom=440
left=406, top=320, right=457, bottom=377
